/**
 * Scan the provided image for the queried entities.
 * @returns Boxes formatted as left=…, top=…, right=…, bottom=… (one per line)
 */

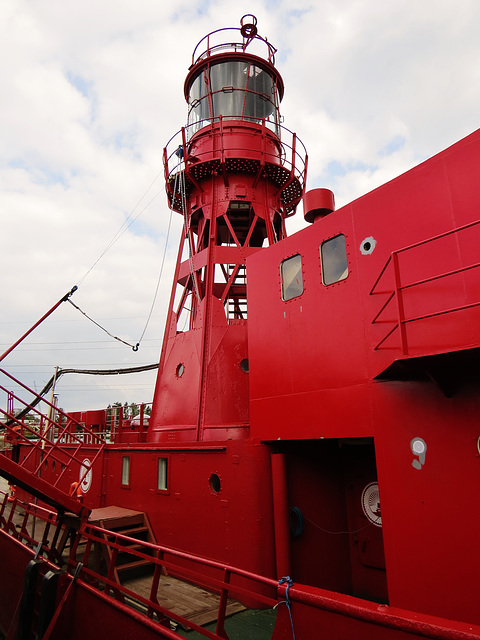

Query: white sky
left=1, top=0, right=479, bottom=412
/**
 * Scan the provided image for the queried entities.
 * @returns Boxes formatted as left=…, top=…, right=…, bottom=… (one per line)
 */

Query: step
left=116, top=558, right=153, bottom=572
left=89, top=506, right=147, bottom=530
left=110, top=525, right=148, bottom=537
left=117, top=542, right=151, bottom=555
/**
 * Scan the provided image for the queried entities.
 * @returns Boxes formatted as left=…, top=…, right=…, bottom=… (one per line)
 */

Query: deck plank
left=124, top=573, right=245, bottom=627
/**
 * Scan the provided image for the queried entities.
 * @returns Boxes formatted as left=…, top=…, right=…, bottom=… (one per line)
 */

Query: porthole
left=360, top=236, right=376, bottom=255
left=176, top=363, right=185, bottom=378
left=209, top=473, right=221, bottom=493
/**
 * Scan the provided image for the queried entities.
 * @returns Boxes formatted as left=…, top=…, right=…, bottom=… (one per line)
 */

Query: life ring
left=289, top=506, right=304, bottom=537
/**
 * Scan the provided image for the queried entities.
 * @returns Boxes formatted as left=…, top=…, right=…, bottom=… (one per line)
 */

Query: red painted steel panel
left=248, top=127, right=480, bottom=438
left=247, top=127, right=480, bottom=628
left=374, top=380, right=480, bottom=625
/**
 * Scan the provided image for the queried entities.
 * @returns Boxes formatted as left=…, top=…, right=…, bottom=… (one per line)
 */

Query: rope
left=71, top=168, right=172, bottom=351
left=136, top=205, right=174, bottom=345
left=277, top=577, right=296, bottom=640
left=77, top=170, right=164, bottom=287
left=67, top=299, right=139, bottom=351
left=304, top=513, right=373, bottom=536
left=176, top=163, right=201, bottom=304
left=75, top=165, right=181, bottom=349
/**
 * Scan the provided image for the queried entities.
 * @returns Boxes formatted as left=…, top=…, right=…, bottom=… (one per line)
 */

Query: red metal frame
left=3, top=492, right=480, bottom=639
left=370, top=219, right=480, bottom=355
left=0, top=286, right=77, bottom=364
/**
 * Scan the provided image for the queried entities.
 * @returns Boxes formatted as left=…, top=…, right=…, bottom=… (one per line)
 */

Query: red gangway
left=0, top=367, right=105, bottom=518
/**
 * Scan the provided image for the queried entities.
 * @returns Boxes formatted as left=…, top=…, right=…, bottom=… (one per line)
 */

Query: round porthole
left=176, top=363, right=185, bottom=378
left=209, top=473, right=221, bottom=493
left=240, top=359, right=249, bottom=373
left=360, top=236, right=376, bottom=255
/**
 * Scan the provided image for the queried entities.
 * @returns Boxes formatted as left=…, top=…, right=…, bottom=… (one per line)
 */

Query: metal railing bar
left=398, top=261, right=480, bottom=291
left=394, top=218, right=480, bottom=255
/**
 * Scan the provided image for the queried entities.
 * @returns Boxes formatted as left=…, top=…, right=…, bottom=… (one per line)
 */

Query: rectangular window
left=121, top=456, right=130, bottom=487
left=281, top=254, right=304, bottom=300
left=157, top=458, right=168, bottom=492
left=321, top=234, right=348, bottom=285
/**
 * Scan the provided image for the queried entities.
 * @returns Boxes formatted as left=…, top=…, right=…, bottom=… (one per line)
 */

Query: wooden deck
left=90, top=505, right=245, bottom=628
left=0, top=496, right=245, bottom=630
left=125, top=573, right=245, bottom=628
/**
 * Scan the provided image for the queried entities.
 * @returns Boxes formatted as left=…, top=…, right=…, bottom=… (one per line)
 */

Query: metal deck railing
left=0, top=367, right=105, bottom=517
left=2, top=489, right=479, bottom=640
left=370, top=220, right=480, bottom=355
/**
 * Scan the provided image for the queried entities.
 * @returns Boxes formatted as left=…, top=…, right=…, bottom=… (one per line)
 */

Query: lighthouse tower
left=149, top=16, right=307, bottom=443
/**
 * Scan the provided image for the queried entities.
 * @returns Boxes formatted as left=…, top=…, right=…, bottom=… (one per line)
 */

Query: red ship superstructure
left=149, top=14, right=305, bottom=443
left=1, top=15, right=480, bottom=640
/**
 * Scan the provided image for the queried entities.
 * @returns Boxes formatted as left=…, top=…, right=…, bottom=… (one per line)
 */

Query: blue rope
left=278, top=576, right=296, bottom=640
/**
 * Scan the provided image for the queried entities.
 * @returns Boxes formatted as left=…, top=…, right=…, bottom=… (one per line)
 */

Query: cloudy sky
left=1, top=0, right=479, bottom=412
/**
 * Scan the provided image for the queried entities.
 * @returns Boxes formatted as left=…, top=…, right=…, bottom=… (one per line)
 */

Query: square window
left=157, top=458, right=168, bottom=491
left=121, top=456, right=130, bottom=486
left=281, top=254, right=304, bottom=301
left=321, top=235, right=348, bottom=285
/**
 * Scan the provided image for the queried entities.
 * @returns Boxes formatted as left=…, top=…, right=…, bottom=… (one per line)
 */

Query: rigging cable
left=177, top=151, right=201, bottom=305
left=69, top=166, right=175, bottom=350
left=77, top=169, right=164, bottom=287
left=276, top=577, right=296, bottom=640
left=136, top=202, right=174, bottom=345
left=67, top=299, right=140, bottom=351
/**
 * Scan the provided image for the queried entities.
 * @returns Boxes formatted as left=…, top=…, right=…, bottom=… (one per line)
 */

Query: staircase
left=88, top=506, right=162, bottom=587
left=0, top=367, right=105, bottom=519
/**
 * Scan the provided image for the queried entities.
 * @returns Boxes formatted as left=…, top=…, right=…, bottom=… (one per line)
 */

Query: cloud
left=1, top=0, right=479, bottom=410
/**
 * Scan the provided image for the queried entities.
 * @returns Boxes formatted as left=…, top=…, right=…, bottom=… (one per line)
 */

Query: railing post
left=271, top=452, right=291, bottom=579
left=392, top=252, right=408, bottom=355
left=216, top=568, right=231, bottom=639
left=7, top=391, right=14, bottom=415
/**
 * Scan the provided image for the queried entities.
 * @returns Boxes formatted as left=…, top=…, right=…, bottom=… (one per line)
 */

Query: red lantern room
left=148, top=16, right=307, bottom=443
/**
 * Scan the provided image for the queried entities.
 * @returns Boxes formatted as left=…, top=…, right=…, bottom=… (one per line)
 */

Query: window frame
left=121, top=455, right=131, bottom=489
left=280, top=253, right=304, bottom=301
left=320, top=234, right=349, bottom=286
left=156, top=456, right=170, bottom=495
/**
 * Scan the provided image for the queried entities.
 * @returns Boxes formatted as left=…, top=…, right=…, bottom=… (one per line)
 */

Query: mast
left=148, top=15, right=307, bottom=443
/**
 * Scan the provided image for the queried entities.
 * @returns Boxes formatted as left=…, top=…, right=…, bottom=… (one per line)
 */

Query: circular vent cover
left=361, top=481, right=382, bottom=527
